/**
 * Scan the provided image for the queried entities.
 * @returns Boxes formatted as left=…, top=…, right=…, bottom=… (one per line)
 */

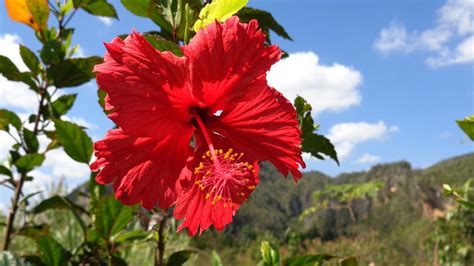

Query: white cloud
left=43, top=149, right=90, bottom=179
left=267, top=52, right=362, bottom=113
left=98, top=16, right=113, bottom=26
left=327, top=121, right=398, bottom=160
left=374, top=0, right=474, bottom=67
left=0, top=34, right=38, bottom=113
left=23, top=170, right=53, bottom=194
left=355, top=153, right=381, bottom=164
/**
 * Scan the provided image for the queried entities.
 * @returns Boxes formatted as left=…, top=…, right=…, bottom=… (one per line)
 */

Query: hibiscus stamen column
left=194, top=114, right=219, bottom=162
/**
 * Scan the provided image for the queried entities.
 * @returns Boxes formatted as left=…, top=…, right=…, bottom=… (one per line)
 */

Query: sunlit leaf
left=15, top=153, right=45, bottom=174
left=194, top=0, right=247, bottom=31
left=95, top=196, right=137, bottom=239
left=79, top=0, right=118, bottom=18
left=5, top=0, right=49, bottom=31
left=121, top=0, right=150, bottom=17
left=54, top=120, right=93, bottom=164
left=211, top=250, right=224, bottom=266
left=0, top=55, right=35, bottom=87
left=0, top=109, right=22, bottom=131
left=143, top=33, right=184, bottom=56
left=50, top=94, right=77, bottom=117
left=456, top=115, right=474, bottom=141
left=260, top=241, right=280, bottom=266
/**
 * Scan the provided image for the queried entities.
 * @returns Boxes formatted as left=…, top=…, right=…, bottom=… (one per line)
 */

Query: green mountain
left=192, top=153, right=474, bottom=265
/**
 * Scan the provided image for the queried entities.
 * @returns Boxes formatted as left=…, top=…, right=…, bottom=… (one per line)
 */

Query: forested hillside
left=191, top=153, right=474, bottom=265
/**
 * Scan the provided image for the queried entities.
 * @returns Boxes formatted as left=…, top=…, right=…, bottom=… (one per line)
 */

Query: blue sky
left=0, top=0, right=472, bottom=204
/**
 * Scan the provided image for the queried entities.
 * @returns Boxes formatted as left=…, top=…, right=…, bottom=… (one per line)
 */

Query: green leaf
left=95, top=197, right=136, bottom=239
left=0, top=166, right=12, bottom=177
left=0, top=251, right=24, bottom=265
left=113, top=230, right=150, bottom=244
left=48, top=56, right=102, bottom=88
left=32, top=195, right=88, bottom=233
left=0, top=109, right=22, bottom=131
left=285, top=254, right=336, bottom=266
left=36, top=236, right=70, bottom=266
left=23, top=128, right=39, bottom=153
left=340, top=256, right=358, bottom=266
left=54, top=120, right=93, bottom=163
left=456, top=115, right=474, bottom=141
left=15, top=153, right=45, bottom=174
left=121, top=0, right=150, bottom=17
left=148, top=0, right=183, bottom=35
left=194, top=0, right=248, bottom=31
left=19, top=45, right=41, bottom=75
left=27, top=0, right=50, bottom=30
left=51, top=94, right=77, bottom=117
left=166, top=250, right=195, bottom=266
left=143, top=33, right=184, bottom=56
left=260, top=241, right=280, bottom=266
left=237, top=7, right=292, bottom=42
left=294, top=96, right=339, bottom=165
left=0, top=55, right=23, bottom=81
left=211, top=250, right=223, bottom=266
left=40, top=40, right=65, bottom=65
left=81, top=0, right=118, bottom=18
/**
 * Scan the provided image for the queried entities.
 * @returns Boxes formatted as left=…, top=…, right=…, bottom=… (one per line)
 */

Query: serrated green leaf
left=48, top=57, right=102, bottom=88
left=23, top=128, right=39, bottom=152
left=15, top=153, right=45, bottom=174
left=19, top=44, right=41, bottom=75
left=36, top=236, right=70, bottom=266
left=40, top=40, right=65, bottom=65
left=456, top=115, right=474, bottom=141
left=81, top=0, right=118, bottom=18
left=166, top=250, right=195, bottom=266
left=285, top=254, right=336, bottom=266
left=0, top=109, right=22, bottom=131
left=51, top=94, right=77, bottom=117
left=194, top=0, right=247, bottom=31
left=121, top=0, right=150, bottom=17
left=54, top=120, right=93, bottom=163
left=237, top=7, right=292, bottom=42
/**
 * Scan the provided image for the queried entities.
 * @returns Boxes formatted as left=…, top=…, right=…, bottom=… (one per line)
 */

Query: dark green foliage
left=54, top=119, right=93, bottom=163
left=47, top=57, right=102, bottom=88
left=19, top=45, right=41, bottom=75
left=0, top=109, right=22, bottom=131
left=15, top=153, right=45, bottom=174
left=457, top=115, right=474, bottom=141
left=238, top=7, right=292, bottom=42
left=36, top=236, right=71, bottom=266
left=167, top=250, right=196, bottom=266
left=295, top=96, right=339, bottom=165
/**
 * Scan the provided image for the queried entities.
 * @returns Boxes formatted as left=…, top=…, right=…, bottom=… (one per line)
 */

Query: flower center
left=193, top=114, right=257, bottom=206
left=194, top=148, right=256, bottom=205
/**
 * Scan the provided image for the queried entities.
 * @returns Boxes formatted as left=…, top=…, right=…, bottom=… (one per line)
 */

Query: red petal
left=94, top=32, right=200, bottom=139
left=182, top=16, right=282, bottom=113
left=91, top=128, right=193, bottom=209
left=173, top=139, right=259, bottom=236
left=207, top=86, right=305, bottom=180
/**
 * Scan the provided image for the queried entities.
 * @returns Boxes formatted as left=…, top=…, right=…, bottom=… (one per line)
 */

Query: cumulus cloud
left=326, top=121, right=398, bottom=160
left=0, top=34, right=38, bottom=113
left=374, top=0, right=474, bottom=67
left=267, top=51, right=362, bottom=113
left=98, top=16, right=113, bottom=26
left=355, top=153, right=381, bottom=164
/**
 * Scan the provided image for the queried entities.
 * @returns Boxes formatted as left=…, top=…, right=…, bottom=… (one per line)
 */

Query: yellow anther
left=205, top=193, right=210, bottom=199
left=247, top=185, right=255, bottom=190
left=205, top=151, right=210, bottom=157
left=219, top=149, right=223, bottom=154
left=202, top=155, right=206, bottom=159
left=195, top=180, right=201, bottom=184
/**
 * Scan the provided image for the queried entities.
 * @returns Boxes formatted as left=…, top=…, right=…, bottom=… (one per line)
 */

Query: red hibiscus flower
left=91, top=16, right=305, bottom=236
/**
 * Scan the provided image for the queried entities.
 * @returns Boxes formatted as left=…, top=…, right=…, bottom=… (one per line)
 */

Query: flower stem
left=155, top=212, right=168, bottom=266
